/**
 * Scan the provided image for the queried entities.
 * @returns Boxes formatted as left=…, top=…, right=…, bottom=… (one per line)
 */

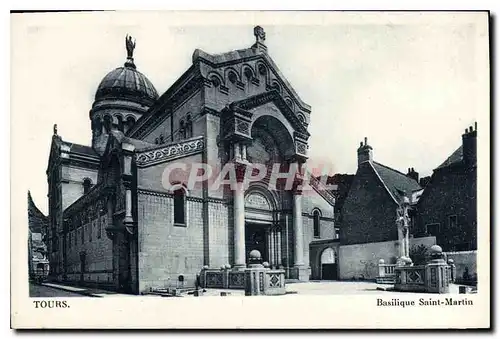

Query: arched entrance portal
left=244, top=188, right=282, bottom=268
left=320, top=247, right=338, bottom=280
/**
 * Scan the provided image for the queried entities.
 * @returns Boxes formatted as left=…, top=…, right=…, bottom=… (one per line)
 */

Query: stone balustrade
left=376, top=259, right=396, bottom=284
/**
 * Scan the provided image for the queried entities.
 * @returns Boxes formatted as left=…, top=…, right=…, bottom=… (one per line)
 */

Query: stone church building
left=40, top=27, right=336, bottom=294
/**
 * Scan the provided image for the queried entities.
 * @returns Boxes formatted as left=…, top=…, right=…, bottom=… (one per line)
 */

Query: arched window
left=186, top=114, right=193, bottom=138
left=313, top=210, right=321, bottom=238
left=83, top=178, right=92, bottom=194
left=173, top=188, right=186, bottom=226
left=179, top=120, right=186, bottom=140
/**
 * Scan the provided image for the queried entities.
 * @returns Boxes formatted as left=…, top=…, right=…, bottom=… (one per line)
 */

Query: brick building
left=414, top=123, right=478, bottom=251
left=339, top=137, right=423, bottom=246
left=36, top=27, right=336, bottom=294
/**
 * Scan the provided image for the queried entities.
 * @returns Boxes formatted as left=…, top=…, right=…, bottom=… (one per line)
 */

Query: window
left=89, top=222, right=92, bottom=242
left=83, top=178, right=92, bottom=194
left=313, top=210, right=321, bottom=238
left=97, top=218, right=102, bottom=239
left=179, top=120, right=186, bottom=140
left=426, top=223, right=440, bottom=237
left=173, top=188, right=186, bottom=226
left=334, top=228, right=340, bottom=240
left=81, top=227, right=84, bottom=244
left=449, top=215, right=458, bottom=229
left=186, top=114, right=193, bottom=138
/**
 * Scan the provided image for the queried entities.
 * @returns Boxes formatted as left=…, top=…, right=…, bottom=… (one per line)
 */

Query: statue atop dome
left=124, top=34, right=137, bottom=68
left=125, top=34, right=136, bottom=59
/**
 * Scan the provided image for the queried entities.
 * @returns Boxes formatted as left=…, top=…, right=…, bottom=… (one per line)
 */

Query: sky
left=11, top=11, right=488, bottom=215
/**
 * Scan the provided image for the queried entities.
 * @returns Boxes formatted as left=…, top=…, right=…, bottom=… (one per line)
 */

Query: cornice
left=135, top=136, right=205, bottom=168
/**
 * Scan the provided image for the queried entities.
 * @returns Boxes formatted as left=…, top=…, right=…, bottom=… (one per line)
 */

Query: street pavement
left=29, top=283, right=85, bottom=298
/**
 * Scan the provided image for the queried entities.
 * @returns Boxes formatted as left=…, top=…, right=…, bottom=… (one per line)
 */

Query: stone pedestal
left=289, top=266, right=309, bottom=281
left=425, top=245, right=450, bottom=294
left=244, top=266, right=266, bottom=296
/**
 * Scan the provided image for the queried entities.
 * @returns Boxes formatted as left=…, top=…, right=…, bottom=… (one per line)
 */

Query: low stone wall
left=444, top=250, right=477, bottom=284
left=200, top=267, right=286, bottom=295
left=339, top=236, right=436, bottom=281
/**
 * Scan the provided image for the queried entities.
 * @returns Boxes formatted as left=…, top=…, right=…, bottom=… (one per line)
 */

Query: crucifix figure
left=396, top=196, right=411, bottom=265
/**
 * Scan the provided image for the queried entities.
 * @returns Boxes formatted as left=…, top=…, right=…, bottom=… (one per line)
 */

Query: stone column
left=293, top=192, right=304, bottom=267
left=269, top=228, right=275, bottom=267
left=276, top=227, right=282, bottom=267
left=233, top=163, right=246, bottom=269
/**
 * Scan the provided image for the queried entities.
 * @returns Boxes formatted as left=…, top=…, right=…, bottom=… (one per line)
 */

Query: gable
left=343, top=162, right=399, bottom=210
left=371, top=162, right=421, bottom=203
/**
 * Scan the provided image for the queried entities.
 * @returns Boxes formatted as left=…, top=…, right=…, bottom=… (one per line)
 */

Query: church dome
left=93, top=35, right=159, bottom=109
left=95, top=65, right=159, bottom=106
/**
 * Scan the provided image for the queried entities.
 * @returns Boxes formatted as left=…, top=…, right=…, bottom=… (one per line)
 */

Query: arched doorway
left=320, top=247, right=338, bottom=280
left=244, top=187, right=281, bottom=268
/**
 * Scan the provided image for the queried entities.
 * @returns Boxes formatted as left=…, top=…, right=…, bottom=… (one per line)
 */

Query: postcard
left=11, top=10, right=490, bottom=329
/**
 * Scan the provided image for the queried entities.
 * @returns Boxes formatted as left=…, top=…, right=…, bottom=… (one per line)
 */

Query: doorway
left=320, top=247, right=338, bottom=280
left=245, top=223, right=269, bottom=263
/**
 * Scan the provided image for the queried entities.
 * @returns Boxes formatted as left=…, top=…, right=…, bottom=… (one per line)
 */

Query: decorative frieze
left=135, top=136, right=205, bottom=167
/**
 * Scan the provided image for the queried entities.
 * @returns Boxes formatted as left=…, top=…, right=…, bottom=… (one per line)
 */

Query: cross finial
left=254, top=26, right=266, bottom=44
left=53, top=124, right=57, bottom=135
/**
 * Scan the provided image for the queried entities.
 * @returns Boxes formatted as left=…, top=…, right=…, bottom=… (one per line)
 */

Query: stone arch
left=249, top=115, right=295, bottom=161
left=284, top=97, right=294, bottom=111
left=241, top=64, right=255, bottom=83
left=297, top=113, right=307, bottom=125
left=256, top=61, right=269, bottom=85
left=320, top=247, right=337, bottom=264
left=207, top=71, right=224, bottom=88
left=224, top=67, right=241, bottom=85
left=270, top=79, right=282, bottom=94
left=244, top=183, right=278, bottom=211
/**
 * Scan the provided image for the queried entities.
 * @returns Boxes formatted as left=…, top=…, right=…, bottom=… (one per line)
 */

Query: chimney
left=406, top=167, right=419, bottom=182
left=357, top=137, right=373, bottom=167
left=462, top=122, right=477, bottom=167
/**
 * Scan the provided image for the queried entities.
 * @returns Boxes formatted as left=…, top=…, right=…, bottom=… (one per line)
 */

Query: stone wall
left=444, top=250, right=477, bottom=282
left=338, top=236, right=436, bottom=280
left=61, top=165, right=98, bottom=210
left=64, top=213, right=114, bottom=286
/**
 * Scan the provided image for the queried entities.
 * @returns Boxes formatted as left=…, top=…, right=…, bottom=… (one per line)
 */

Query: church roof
left=66, top=143, right=99, bottom=158
left=95, top=66, right=159, bottom=105
left=436, top=145, right=463, bottom=170
left=93, top=35, right=159, bottom=110
left=372, top=162, right=422, bottom=203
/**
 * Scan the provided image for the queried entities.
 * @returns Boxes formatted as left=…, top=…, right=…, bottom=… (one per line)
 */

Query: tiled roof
left=436, top=145, right=463, bottom=169
left=372, top=162, right=422, bottom=203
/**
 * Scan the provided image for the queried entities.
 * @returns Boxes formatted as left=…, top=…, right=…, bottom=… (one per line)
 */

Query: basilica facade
left=41, top=27, right=336, bottom=294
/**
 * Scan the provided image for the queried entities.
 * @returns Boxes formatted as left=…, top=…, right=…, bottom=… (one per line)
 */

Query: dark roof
left=372, top=162, right=422, bottom=203
left=95, top=65, right=159, bottom=105
left=67, top=143, right=99, bottom=158
left=436, top=145, right=463, bottom=169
